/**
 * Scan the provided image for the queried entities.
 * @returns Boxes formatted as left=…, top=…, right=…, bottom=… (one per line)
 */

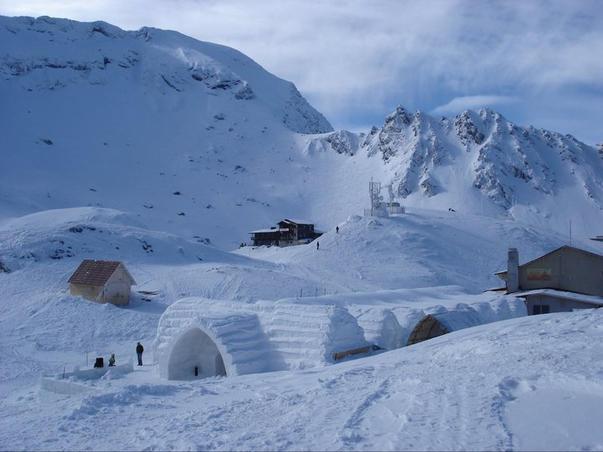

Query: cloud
left=431, top=96, right=519, bottom=116
left=0, top=0, right=602, bottom=143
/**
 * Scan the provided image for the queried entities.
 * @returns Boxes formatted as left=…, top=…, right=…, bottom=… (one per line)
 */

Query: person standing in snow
left=336, top=226, right=339, bottom=234
left=316, top=241, right=320, bottom=251
left=108, top=353, right=116, bottom=367
left=136, top=342, right=144, bottom=366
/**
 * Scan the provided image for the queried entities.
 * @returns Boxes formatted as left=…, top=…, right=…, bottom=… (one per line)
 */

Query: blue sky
left=1, top=0, right=602, bottom=144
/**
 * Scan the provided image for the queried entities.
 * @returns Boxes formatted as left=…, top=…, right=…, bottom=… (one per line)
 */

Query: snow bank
left=39, top=377, right=93, bottom=396
left=39, top=360, right=134, bottom=395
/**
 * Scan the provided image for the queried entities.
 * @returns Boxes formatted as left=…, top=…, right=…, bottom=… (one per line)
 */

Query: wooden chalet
left=249, top=219, right=322, bottom=247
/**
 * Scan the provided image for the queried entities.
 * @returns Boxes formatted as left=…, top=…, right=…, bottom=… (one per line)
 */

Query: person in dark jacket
left=136, top=342, right=144, bottom=366
left=108, top=353, right=116, bottom=367
left=316, top=241, right=320, bottom=250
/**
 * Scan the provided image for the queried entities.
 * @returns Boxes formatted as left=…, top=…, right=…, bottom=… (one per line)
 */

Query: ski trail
left=339, top=377, right=394, bottom=447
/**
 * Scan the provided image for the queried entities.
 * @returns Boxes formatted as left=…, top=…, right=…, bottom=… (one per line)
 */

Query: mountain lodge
left=249, top=219, right=322, bottom=247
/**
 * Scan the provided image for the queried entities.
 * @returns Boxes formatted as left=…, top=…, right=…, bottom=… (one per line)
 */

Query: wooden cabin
left=68, top=260, right=136, bottom=305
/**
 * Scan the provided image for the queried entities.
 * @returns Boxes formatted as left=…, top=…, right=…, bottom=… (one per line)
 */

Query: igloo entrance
left=406, top=314, right=449, bottom=345
left=167, top=327, right=227, bottom=380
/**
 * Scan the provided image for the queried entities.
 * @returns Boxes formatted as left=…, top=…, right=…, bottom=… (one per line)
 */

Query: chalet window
left=532, top=304, right=550, bottom=315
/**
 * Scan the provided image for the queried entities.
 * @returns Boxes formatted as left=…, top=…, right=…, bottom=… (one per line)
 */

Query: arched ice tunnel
left=167, top=327, right=227, bottom=380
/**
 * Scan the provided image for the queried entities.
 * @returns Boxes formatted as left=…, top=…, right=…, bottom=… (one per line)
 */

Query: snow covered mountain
left=308, top=106, right=603, bottom=239
left=0, top=15, right=333, bottom=247
left=0, top=16, right=331, bottom=134
left=2, top=15, right=602, bottom=248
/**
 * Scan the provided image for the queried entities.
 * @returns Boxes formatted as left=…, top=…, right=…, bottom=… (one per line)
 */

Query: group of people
left=97, top=342, right=145, bottom=368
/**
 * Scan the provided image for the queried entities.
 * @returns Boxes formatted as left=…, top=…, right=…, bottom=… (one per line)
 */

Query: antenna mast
left=369, top=178, right=382, bottom=216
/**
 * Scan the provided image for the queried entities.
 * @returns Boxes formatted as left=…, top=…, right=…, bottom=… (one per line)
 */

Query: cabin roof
left=68, top=260, right=135, bottom=286
left=280, top=218, right=314, bottom=225
left=249, top=228, right=289, bottom=234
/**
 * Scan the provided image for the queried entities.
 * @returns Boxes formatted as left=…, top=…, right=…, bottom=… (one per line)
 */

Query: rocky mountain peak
left=382, top=105, right=414, bottom=133
left=312, top=104, right=603, bottom=222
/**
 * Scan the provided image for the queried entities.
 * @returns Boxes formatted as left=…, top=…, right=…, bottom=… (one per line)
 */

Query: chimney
left=507, top=247, right=519, bottom=293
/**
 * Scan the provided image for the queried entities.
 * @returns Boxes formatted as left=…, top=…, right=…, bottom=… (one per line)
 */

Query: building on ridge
left=249, top=219, right=322, bottom=247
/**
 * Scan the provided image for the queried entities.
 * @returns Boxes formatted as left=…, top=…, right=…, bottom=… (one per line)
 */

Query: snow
left=3, top=311, right=603, bottom=450
left=237, top=210, right=595, bottom=293
left=1, top=13, right=603, bottom=450
left=505, top=375, right=603, bottom=451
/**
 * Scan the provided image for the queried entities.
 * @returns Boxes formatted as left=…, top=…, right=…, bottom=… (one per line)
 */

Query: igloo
left=155, top=297, right=370, bottom=380
left=155, top=299, right=275, bottom=380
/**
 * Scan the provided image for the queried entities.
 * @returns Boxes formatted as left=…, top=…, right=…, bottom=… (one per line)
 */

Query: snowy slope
left=237, top=208, right=594, bottom=293
left=2, top=310, right=603, bottom=450
left=0, top=15, right=334, bottom=248
left=0, top=206, right=234, bottom=269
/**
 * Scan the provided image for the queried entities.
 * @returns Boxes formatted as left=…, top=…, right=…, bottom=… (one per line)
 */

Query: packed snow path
left=2, top=310, right=602, bottom=450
